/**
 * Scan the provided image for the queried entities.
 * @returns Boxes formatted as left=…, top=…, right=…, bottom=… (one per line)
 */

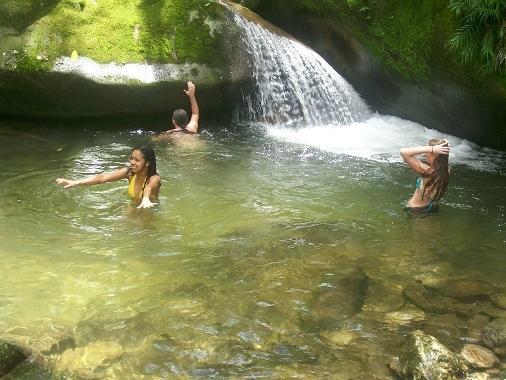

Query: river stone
left=397, top=330, right=468, bottom=379
left=425, top=279, right=495, bottom=300
left=319, top=330, right=359, bottom=346
left=460, top=344, right=499, bottom=369
left=54, top=341, right=123, bottom=378
left=482, top=318, right=506, bottom=351
left=0, top=340, right=27, bottom=376
left=302, top=269, right=368, bottom=330
left=464, top=373, right=491, bottom=380
left=491, top=294, right=506, bottom=310
left=383, top=308, right=426, bottom=327
left=480, top=305, right=506, bottom=319
left=403, top=283, right=475, bottom=316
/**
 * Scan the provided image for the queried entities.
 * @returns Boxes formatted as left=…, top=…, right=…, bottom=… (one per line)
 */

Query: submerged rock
left=491, top=294, right=506, bottom=310
left=54, top=341, right=123, bottom=378
left=464, top=373, right=492, bottom=380
left=397, top=330, right=468, bottom=379
left=319, top=330, right=359, bottom=347
left=460, top=344, right=499, bottom=369
left=383, top=308, right=426, bottom=328
left=482, top=318, right=506, bottom=357
left=425, top=279, right=496, bottom=300
left=0, top=325, right=75, bottom=374
left=301, top=269, right=368, bottom=330
left=403, top=283, right=475, bottom=316
left=0, top=339, right=27, bottom=377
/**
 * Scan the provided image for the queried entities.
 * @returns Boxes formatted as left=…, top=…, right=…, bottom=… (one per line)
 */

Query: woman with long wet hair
left=400, top=138, right=451, bottom=212
left=56, top=145, right=161, bottom=209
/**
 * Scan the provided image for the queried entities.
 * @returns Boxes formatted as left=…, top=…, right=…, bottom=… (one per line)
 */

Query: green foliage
left=448, top=0, right=506, bottom=75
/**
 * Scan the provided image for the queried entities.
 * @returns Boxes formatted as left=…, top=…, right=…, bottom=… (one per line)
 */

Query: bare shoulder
left=151, top=132, right=173, bottom=142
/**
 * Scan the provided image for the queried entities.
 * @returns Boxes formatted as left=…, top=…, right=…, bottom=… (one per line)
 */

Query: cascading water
left=229, top=5, right=504, bottom=170
left=232, top=12, right=371, bottom=126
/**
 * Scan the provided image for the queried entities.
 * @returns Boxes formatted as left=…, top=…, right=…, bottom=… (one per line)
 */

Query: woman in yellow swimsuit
left=56, top=145, right=161, bottom=209
left=400, top=138, right=451, bottom=212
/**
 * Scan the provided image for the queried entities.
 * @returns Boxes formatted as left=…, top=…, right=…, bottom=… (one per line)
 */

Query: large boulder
left=0, top=0, right=252, bottom=119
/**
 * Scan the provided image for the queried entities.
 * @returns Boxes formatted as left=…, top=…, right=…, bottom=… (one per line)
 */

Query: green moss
left=4, top=0, right=225, bottom=67
left=15, top=52, right=51, bottom=72
left=140, top=0, right=225, bottom=64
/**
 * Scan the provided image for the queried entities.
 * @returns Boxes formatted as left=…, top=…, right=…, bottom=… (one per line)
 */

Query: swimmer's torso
left=127, top=173, right=159, bottom=202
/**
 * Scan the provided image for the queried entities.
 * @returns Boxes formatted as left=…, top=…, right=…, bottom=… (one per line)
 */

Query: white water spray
left=233, top=13, right=370, bottom=126
left=231, top=8, right=505, bottom=172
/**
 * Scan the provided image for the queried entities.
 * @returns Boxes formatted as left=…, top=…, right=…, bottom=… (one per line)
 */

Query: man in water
left=158, top=81, right=200, bottom=136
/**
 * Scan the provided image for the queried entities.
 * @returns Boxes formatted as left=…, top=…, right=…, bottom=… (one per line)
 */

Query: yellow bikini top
left=127, top=173, right=148, bottom=200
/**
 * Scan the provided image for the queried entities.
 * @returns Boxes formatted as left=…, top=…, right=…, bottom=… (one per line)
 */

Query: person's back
left=400, top=139, right=450, bottom=212
left=155, top=81, right=199, bottom=140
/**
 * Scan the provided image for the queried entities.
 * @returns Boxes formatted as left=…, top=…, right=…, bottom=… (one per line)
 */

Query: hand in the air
left=184, top=81, right=196, bottom=97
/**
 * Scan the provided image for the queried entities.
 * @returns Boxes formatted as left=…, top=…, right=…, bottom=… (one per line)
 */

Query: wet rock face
left=397, top=330, right=468, bottom=379
left=0, top=340, right=27, bottom=376
left=0, top=0, right=252, bottom=119
left=301, top=269, right=368, bottom=330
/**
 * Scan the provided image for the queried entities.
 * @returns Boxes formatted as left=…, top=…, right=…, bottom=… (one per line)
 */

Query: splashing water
left=230, top=10, right=505, bottom=172
left=233, top=13, right=371, bottom=126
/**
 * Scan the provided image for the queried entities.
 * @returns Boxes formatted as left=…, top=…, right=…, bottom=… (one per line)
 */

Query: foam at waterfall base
left=266, top=114, right=505, bottom=172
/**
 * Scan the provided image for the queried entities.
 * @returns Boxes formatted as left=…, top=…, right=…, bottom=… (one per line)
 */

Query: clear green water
left=1, top=122, right=505, bottom=378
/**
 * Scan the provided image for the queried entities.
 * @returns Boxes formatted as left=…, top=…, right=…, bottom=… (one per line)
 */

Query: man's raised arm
left=184, top=81, right=199, bottom=134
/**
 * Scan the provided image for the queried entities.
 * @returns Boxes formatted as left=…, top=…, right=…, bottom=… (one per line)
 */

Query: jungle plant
left=448, top=0, right=506, bottom=75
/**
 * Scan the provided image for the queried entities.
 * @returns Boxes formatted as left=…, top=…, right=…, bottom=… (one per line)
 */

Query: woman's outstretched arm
left=56, top=167, right=130, bottom=189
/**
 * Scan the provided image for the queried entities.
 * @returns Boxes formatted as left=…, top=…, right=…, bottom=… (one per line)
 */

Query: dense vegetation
left=448, top=0, right=506, bottom=75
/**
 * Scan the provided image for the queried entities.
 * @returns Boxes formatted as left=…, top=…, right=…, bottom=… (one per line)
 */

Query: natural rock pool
left=1, top=119, right=505, bottom=378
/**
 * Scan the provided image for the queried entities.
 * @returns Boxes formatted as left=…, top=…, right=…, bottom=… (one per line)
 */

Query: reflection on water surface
left=0, top=121, right=505, bottom=378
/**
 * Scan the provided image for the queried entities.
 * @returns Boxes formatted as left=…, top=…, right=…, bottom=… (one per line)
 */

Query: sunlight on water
left=0, top=123, right=505, bottom=378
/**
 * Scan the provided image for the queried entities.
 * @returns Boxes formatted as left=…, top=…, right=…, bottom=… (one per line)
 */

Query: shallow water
left=1, top=119, right=505, bottom=378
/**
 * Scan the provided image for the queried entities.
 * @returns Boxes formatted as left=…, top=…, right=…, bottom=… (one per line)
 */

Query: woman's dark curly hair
left=132, top=145, right=157, bottom=178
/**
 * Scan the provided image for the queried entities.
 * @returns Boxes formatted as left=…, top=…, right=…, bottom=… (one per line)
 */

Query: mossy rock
left=0, top=1, right=252, bottom=118
left=0, top=0, right=228, bottom=69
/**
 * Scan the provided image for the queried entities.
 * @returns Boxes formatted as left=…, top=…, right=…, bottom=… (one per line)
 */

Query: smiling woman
left=56, top=145, right=161, bottom=209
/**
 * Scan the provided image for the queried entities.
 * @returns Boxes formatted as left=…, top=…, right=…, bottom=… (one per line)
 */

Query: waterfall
left=232, top=12, right=371, bottom=126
